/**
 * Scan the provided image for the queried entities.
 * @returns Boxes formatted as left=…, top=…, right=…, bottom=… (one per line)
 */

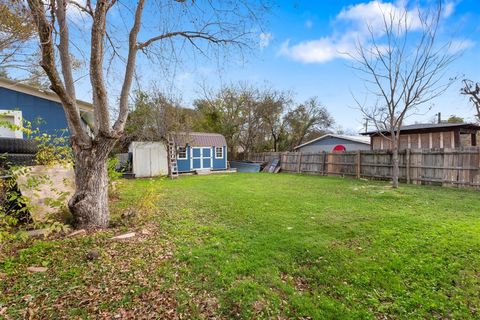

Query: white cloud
left=279, top=34, right=356, bottom=63
left=279, top=0, right=460, bottom=64
left=259, top=32, right=273, bottom=50
left=280, top=39, right=335, bottom=63
left=337, top=0, right=422, bottom=32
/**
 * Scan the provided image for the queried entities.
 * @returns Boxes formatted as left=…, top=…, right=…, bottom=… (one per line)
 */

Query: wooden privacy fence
left=248, top=148, right=480, bottom=189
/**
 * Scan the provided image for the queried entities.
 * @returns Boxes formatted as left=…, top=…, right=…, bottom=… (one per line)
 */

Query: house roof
left=294, top=134, right=370, bottom=150
left=0, top=77, right=93, bottom=112
left=361, top=123, right=480, bottom=136
left=173, top=132, right=227, bottom=147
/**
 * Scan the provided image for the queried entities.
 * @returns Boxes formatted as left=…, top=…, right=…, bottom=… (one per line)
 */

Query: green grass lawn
left=1, top=173, right=480, bottom=319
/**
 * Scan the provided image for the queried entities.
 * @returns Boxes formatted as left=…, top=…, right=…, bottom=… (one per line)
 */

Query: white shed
left=128, top=141, right=168, bottom=178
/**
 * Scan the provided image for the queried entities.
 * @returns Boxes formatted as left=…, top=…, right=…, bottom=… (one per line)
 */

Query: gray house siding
left=296, top=136, right=370, bottom=153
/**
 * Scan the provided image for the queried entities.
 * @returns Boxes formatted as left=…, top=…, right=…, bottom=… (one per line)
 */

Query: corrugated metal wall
left=0, top=87, right=70, bottom=136
left=297, top=136, right=370, bottom=153
left=129, top=142, right=168, bottom=178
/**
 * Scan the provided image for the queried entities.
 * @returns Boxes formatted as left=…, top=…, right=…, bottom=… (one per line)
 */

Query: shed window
left=177, top=146, right=187, bottom=159
left=215, top=147, right=223, bottom=159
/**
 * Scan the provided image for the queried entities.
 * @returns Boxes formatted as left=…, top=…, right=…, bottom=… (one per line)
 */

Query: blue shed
left=173, top=132, right=228, bottom=172
left=0, top=77, right=93, bottom=138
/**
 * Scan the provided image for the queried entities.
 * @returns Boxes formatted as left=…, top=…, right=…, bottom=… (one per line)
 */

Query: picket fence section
left=248, top=148, right=480, bottom=189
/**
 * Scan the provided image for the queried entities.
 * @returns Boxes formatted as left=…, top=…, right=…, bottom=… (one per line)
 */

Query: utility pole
left=364, top=118, right=369, bottom=133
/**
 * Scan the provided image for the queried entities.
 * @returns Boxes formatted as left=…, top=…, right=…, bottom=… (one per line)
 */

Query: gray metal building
left=294, top=134, right=370, bottom=153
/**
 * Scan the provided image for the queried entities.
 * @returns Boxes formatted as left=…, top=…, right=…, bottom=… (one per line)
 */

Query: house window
left=177, top=146, right=187, bottom=159
left=215, top=147, right=223, bottom=159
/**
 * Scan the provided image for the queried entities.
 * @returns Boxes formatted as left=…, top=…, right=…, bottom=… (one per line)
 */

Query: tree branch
left=89, top=0, right=110, bottom=135
left=137, top=31, right=241, bottom=51
left=55, top=0, right=76, bottom=101
left=112, top=0, right=145, bottom=135
left=26, top=0, right=90, bottom=145
left=69, top=0, right=93, bottom=16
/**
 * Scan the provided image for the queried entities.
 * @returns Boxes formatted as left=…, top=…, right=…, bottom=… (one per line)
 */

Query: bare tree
left=352, top=2, right=456, bottom=188
left=24, top=0, right=268, bottom=229
left=195, top=84, right=293, bottom=156
left=194, top=85, right=248, bottom=158
left=119, top=89, right=193, bottom=151
left=284, top=97, right=333, bottom=150
left=237, top=87, right=262, bottom=158
left=460, top=80, right=480, bottom=122
left=257, top=90, right=291, bottom=152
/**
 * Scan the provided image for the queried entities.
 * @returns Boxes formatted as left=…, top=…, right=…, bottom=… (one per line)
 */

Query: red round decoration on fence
left=332, top=145, right=346, bottom=152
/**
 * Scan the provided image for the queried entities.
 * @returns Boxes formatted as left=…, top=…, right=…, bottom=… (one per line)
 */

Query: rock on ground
left=110, top=232, right=136, bottom=240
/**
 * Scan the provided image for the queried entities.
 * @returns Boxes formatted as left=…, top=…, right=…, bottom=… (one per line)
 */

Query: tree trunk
left=68, top=136, right=116, bottom=229
left=391, top=139, right=399, bottom=189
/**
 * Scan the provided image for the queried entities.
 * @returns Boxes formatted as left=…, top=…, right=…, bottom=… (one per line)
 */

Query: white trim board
left=214, top=146, right=224, bottom=159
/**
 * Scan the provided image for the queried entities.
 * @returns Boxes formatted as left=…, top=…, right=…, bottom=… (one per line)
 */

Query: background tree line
left=122, top=84, right=334, bottom=159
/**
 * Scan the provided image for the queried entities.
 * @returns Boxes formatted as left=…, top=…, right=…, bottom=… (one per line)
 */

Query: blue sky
left=16, top=0, right=477, bottom=133
left=150, top=0, right=480, bottom=133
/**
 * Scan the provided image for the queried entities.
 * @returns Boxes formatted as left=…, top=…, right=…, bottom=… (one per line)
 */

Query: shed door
left=202, top=148, right=212, bottom=169
left=131, top=143, right=168, bottom=178
left=192, top=147, right=202, bottom=169
left=132, top=147, right=150, bottom=178
left=191, top=147, right=212, bottom=170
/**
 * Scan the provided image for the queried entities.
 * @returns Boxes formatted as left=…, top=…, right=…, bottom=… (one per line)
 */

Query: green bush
left=34, top=131, right=72, bottom=166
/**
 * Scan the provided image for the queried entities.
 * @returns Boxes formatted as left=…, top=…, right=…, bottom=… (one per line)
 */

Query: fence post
left=356, top=150, right=361, bottom=179
left=322, top=152, right=327, bottom=176
left=297, top=153, right=302, bottom=173
left=406, top=149, right=411, bottom=184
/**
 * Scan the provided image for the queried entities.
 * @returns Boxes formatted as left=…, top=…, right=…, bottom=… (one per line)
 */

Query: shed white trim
left=214, top=146, right=224, bottom=159
left=177, top=146, right=187, bottom=159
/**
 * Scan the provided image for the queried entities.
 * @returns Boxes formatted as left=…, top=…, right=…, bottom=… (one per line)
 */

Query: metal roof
left=173, top=132, right=227, bottom=147
left=294, top=134, right=370, bottom=150
left=361, top=122, right=480, bottom=135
